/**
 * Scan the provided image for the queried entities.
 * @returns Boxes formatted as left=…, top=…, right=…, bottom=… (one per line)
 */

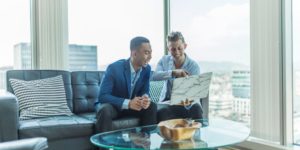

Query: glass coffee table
left=90, top=118, right=250, bottom=150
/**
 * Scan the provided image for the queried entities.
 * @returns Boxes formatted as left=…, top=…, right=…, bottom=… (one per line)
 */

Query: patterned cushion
left=149, top=80, right=166, bottom=103
left=9, top=75, right=73, bottom=120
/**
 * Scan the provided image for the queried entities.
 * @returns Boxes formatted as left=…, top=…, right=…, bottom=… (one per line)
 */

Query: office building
left=232, top=70, right=250, bottom=98
left=13, top=43, right=98, bottom=71
left=14, top=43, right=32, bottom=69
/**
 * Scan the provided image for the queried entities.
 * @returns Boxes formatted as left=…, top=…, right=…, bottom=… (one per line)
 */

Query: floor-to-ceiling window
left=68, top=0, right=164, bottom=71
left=293, top=0, right=300, bottom=145
left=0, top=0, right=31, bottom=90
left=170, top=0, right=250, bottom=125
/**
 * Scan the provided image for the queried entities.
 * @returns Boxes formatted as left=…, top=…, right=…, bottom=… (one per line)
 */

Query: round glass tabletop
left=90, top=118, right=250, bottom=150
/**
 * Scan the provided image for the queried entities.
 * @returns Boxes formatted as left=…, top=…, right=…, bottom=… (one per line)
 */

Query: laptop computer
left=170, top=72, right=212, bottom=105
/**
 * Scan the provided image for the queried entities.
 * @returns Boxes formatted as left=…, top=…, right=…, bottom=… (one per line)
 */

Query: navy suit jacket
left=97, top=59, right=151, bottom=109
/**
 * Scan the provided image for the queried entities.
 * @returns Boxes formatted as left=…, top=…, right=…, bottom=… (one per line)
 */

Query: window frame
left=28, top=0, right=297, bottom=148
left=164, top=0, right=295, bottom=148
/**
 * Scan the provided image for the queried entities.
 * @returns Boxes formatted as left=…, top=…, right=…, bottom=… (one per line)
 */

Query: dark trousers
left=157, top=103, right=203, bottom=122
left=95, top=102, right=157, bottom=133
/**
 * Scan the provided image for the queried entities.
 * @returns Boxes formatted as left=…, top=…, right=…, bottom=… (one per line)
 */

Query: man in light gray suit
left=152, top=31, right=203, bottom=121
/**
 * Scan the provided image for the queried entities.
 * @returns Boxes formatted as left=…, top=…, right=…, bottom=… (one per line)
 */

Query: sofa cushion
left=71, top=71, right=104, bottom=114
left=78, top=113, right=140, bottom=130
left=19, top=115, right=94, bottom=141
left=10, top=75, right=73, bottom=120
left=6, top=70, right=73, bottom=111
left=78, top=112, right=96, bottom=122
left=112, top=117, right=140, bottom=130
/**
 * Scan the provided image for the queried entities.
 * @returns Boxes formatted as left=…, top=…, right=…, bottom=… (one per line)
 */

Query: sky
left=170, top=0, right=250, bottom=66
left=67, top=0, right=252, bottom=68
left=68, top=0, right=164, bottom=67
left=0, top=0, right=30, bottom=67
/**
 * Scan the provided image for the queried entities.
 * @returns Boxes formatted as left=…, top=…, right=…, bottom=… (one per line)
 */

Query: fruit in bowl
left=158, top=119, right=201, bottom=141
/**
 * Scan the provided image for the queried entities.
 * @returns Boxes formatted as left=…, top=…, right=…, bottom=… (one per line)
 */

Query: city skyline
left=13, top=43, right=98, bottom=71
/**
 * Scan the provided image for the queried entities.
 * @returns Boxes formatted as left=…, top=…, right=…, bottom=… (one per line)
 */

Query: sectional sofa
left=0, top=70, right=209, bottom=150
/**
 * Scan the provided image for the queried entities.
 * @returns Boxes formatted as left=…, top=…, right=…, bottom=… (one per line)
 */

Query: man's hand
left=141, top=95, right=151, bottom=109
left=179, top=99, right=194, bottom=106
left=172, top=69, right=189, bottom=78
left=129, top=97, right=143, bottom=111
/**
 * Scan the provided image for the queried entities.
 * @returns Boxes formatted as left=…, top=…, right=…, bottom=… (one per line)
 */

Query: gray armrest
left=0, top=91, right=19, bottom=142
left=0, top=137, right=48, bottom=150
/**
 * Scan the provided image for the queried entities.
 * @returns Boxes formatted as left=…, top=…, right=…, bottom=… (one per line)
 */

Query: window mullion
left=281, top=0, right=294, bottom=146
left=250, top=0, right=282, bottom=143
left=164, top=0, right=170, bottom=55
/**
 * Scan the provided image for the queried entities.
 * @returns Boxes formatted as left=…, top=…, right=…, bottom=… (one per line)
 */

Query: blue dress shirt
left=152, top=54, right=200, bottom=101
left=122, top=60, right=142, bottom=109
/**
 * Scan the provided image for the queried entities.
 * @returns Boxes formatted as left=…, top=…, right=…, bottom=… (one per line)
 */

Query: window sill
left=236, top=136, right=293, bottom=150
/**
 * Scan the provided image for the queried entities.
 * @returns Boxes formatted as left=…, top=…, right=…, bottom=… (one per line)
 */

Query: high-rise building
left=231, top=70, right=250, bottom=98
left=14, top=43, right=32, bottom=69
left=13, top=43, right=98, bottom=71
left=68, top=44, right=97, bottom=71
left=231, top=70, right=251, bottom=123
left=233, top=97, right=250, bottom=123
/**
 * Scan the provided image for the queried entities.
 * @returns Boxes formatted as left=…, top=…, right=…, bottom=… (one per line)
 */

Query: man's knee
left=95, top=103, right=116, bottom=133
left=140, top=102, right=157, bottom=125
left=157, top=106, right=172, bottom=122
left=191, top=103, right=203, bottom=113
left=96, top=103, right=115, bottom=119
left=190, top=103, right=203, bottom=119
left=157, top=106, right=170, bottom=114
left=142, top=102, right=157, bottom=116
left=147, top=101, right=157, bottom=112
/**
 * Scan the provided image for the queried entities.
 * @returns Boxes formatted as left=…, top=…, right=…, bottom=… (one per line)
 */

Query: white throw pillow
left=10, top=75, right=73, bottom=120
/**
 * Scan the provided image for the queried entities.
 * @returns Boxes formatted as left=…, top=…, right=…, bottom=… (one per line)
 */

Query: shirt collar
left=170, top=53, right=189, bottom=69
left=130, top=59, right=142, bottom=74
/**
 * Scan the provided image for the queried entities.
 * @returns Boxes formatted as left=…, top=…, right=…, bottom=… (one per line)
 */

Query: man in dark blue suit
left=95, top=36, right=157, bottom=133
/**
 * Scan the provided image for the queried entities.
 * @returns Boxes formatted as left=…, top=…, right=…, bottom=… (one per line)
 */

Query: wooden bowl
left=158, top=119, right=201, bottom=141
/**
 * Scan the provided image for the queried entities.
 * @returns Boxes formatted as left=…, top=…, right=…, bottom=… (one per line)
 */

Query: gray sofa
left=0, top=70, right=209, bottom=150
left=0, top=70, right=142, bottom=150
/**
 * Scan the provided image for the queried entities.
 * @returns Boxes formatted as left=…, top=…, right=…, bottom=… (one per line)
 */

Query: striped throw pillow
left=149, top=80, right=166, bottom=103
left=9, top=75, right=73, bottom=120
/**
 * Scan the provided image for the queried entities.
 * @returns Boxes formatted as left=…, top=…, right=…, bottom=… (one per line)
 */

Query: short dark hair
left=130, top=36, right=150, bottom=51
left=167, top=31, right=185, bottom=43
